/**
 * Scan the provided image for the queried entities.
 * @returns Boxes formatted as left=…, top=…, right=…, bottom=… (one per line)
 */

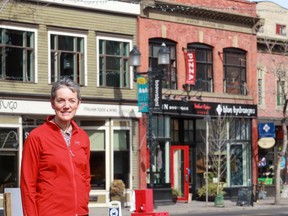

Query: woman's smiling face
left=51, top=86, right=80, bottom=123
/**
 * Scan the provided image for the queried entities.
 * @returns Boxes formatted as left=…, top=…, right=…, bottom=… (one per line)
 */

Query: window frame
left=0, top=126, right=21, bottom=193
left=48, top=31, right=87, bottom=85
left=276, top=24, right=286, bottom=36
left=258, top=68, right=263, bottom=105
left=96, top=36, right=132, bottom=89
left=277, top=80, right=286, bottom=106
left=187, top=43, right=213, bottom=92
left=149, top=39, right=177, bottom=90
left=0, top=25, right=37, bottom=83
left=223, top=48, right=247, bottom=95
left=111, top=121, right=132, bottom=190
left=81, top=122, right=109, bottom=191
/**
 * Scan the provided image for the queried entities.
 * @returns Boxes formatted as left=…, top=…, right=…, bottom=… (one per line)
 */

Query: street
left=170, top=206, right=288, bottom=216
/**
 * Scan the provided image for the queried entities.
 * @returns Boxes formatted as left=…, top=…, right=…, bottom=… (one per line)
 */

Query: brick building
left=256, top=1, right=288, bottom=196
left=136, top=0, right=260, bottom=201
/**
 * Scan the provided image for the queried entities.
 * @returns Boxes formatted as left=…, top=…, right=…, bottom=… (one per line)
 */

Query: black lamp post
left=129, top=43, right=170, bottom=189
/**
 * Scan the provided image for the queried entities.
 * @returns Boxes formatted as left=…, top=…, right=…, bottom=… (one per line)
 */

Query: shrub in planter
left=197, top=183, right=226, bottom=201
left=171, top=188, right=181, bottom=203
left=110, top=179, right=125, bottom=201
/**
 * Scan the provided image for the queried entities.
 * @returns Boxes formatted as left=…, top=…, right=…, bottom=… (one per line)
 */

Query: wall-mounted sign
left=161, top=100, right=257, bottom=118
left=258, top=137, right=275, bottom=149
left=0, top=98, right=142, bottom=118
left=151, top=74, right=162, bottom=111
left=258, top=123, right=275, bottom=138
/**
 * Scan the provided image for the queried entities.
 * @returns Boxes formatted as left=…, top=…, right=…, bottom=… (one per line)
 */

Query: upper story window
left=49, top=32, right=86, bottom=85
left=277, top=80, right=285, bottom=106
left=276, top=24, right=286, bottom=36
left=187, top=43, right=213, bottom=92
left=223, top=48, right=247, bottom=95
left=258, top=68, right=263, bottom=105
left=149, top=39, right=177, bottom=89
left=97, top=36, right=131, bottom=88
left=0, top=27, right=36, bottom=82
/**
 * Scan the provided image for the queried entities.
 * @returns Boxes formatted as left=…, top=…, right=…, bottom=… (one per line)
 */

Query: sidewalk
left=89, top=197, right=288, bottom=216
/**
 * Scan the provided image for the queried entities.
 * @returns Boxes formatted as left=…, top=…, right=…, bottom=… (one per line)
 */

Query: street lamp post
left=204, top=115, right=211, bottom=208
left=129, top=43, right=170, bottom=189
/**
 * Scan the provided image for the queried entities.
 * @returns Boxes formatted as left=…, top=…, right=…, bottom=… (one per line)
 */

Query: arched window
left=149, top=38, right=177, bottom=89
left=223, top=48, right=247, bottom=95
left=187, top=43, right=213, bottom=92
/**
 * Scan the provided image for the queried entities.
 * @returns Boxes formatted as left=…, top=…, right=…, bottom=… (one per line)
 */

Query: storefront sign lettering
left=0, top=98, right=141, bottom=117
left=162, top=103, right=189, bottom=111
left=216, top=104, right=256, bottom=116
left=154, top=79, right=160, bottom=107
left=151, top=75, right=162, bottom=111
left=83, top=107, right=118, bottom=113
left=161, top=100, right=257, bottom=117
left=0, top=100, right=17, bottom=111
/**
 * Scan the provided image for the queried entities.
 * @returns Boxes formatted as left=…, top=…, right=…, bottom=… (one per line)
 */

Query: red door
left=170, top=145, right=189, bottom=202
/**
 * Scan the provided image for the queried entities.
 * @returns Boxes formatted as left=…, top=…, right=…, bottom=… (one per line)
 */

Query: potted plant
left=197, top=182, right=226, bottom=205
left=110, top=179, right=125, bottom=202
left=171, top=187, right=181, bottom=204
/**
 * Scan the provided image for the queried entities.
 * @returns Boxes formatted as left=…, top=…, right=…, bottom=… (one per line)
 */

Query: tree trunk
left=275, top=120, right=287, bottom=204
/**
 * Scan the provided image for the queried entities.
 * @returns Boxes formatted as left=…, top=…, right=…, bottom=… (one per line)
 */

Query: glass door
left=170, top=145, right=189, bottom=202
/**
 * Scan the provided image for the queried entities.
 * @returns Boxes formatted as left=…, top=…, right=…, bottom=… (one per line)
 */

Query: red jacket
left=20, top=116, right=91, bottom=216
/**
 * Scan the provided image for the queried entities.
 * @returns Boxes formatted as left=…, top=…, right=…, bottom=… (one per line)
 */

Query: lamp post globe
left=158, top=42, right=170, bottom=65
left=129, top=45, right=141, bottom=67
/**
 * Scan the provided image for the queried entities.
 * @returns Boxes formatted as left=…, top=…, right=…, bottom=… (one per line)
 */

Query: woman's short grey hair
left=50, top=76, right=81, bottom=101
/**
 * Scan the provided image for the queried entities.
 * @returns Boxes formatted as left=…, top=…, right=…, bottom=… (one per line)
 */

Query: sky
left=250, top=0, right=288, bottom=9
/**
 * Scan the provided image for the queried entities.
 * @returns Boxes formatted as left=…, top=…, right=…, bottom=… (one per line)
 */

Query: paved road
left=91, top=197, right=288, bottom=216
left=170, top=206, right=288, bottom=216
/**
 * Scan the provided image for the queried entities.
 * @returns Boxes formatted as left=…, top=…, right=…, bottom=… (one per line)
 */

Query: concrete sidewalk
left=89, top=197, right=288, bottom=216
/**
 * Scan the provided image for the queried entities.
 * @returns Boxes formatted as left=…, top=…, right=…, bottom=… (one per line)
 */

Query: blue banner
left=258, top=123, right=275, bottom=138
left=137, top=76, right=148, bottom=113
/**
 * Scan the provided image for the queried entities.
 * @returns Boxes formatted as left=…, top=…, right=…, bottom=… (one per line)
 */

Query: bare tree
left=258, top=37, right=288, bottom=204
left=206, top=115, right=238, bottom=197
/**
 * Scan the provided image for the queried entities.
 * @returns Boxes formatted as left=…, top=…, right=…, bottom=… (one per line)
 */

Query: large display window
left=0, top=128, right=19, bottom=193
left=195, top=118, right=252, bottom=188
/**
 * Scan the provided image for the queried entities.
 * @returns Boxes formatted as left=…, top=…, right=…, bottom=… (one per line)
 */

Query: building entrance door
left=170, top=145, right=189, bottom=202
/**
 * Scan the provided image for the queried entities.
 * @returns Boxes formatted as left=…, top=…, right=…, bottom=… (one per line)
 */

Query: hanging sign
left=258, top=137, right=275, bottom=149
left=258, top=123, right=275, bottom=138
left=151, top=74, right=162, bottom=111
left=137, top=76, right=148, bottom=113
left=185, top=51, right=196, bottom=85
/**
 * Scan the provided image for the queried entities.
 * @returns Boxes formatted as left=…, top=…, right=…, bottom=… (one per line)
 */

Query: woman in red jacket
left=20, top=77, right=91, bottom=216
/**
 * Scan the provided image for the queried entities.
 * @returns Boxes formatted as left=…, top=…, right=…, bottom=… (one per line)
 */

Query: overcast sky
left=250, top=0, right=288, bottom=9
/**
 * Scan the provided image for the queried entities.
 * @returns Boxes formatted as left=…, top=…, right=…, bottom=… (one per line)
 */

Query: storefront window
left=87, top=130, right=106, bottom=190
left=184, top=120, right=194, bottom=143
left=0, top=128, right=19, bottom=193
left=195, top=119, right=207, bottom=187
left=195, top=118, right=251, bottom=188
left=113, top=130, right=130, bottom=189
left=171, top=119, right=179, bottom=142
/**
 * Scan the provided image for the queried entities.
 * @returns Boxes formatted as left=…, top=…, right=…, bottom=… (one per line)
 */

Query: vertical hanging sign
left=185, top=51, right=196, bottom=85
left=137, top=76, right=149, bottom=113
left=151, top=73, right=162, bottom=111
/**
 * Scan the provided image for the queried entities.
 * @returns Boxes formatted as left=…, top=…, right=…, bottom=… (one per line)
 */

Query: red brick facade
left=137, top=0, right=259, bottom=189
